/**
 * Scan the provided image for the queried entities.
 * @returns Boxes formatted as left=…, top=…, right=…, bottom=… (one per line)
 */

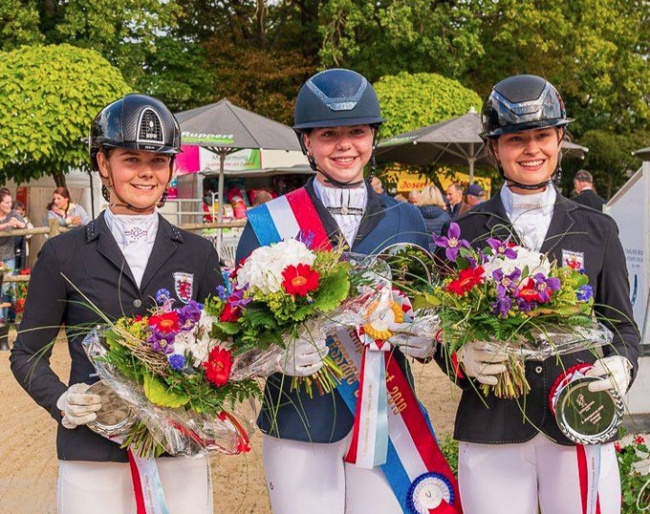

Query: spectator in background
left=459, top=183, right=486, bottom=215
left=407, top=189, right=420, bottom=204
left=416, top=184, right=451, bottom=251
left=253, top=190, right=273, bottom=206
left=370, top=176, right=385, bottom=195
left=12, top=200, right=33, bottom=271
left=446, top=182, right=464, bottom=218
left=0, top=190, right=26, bottom=324
left=572, top=169, right=606, bottom=211
left=46, top=187, right=91, bottom=228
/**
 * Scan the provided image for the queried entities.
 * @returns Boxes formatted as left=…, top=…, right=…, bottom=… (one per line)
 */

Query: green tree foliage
left=375, top=72, right=482, bottom=138
left=0, top=0, right=43, bottom=50
left=35, top=0, right=181, bottom=87
left=318, top=0, right=491, bottom=81
left=563, top=130, right=649, bottom=199
left=0, top=44, right=130, bottom=184
left=467, top=0, right=650, bottom=136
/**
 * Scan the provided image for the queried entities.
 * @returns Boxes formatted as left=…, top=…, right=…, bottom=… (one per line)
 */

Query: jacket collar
left=86, top=212, right=184, bottom=290
left=305, top=177, right=385, bottom=249
left=474, top=189, right=578, bottom=253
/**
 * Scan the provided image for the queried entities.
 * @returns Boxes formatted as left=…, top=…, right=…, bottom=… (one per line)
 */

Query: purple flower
left=168, top=353, right=186, bottom=371
left=216, top=285, right=229, bottom=301
left=577, top=285, right=594, bottom=302
left=147, top=331, right=176, bottom=354
left=516, top=297, right=536, bottom=312
left=432, top=222, right=470, bottom=262
left=297, top=230, right=316, bottom=249
left=533, top=273, right=561, bottom=303
left=155, top=288, right=172, bottom=305
left=177, top=300, right=203, bottom=327
left=487, top=238, right=517, bottom=259
left=492, top=268, right=521, bottom=298
left=228, top=288, right=252, bottom=309
left=492, top=296, right=512, bottom=317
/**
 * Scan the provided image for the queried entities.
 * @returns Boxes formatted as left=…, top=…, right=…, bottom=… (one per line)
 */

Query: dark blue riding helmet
left=293, top=69, right=385, bottom=131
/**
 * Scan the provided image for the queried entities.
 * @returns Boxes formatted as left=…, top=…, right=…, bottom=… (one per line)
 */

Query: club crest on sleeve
left=562, top=249, right=584, bottom=271
left=173, top=272, right=194, bottom=303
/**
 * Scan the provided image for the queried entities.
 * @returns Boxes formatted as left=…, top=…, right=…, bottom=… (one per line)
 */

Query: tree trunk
left=53, top=171, right=67, bottom=188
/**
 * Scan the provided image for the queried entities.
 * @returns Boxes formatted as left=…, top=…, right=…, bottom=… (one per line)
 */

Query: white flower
left=236, top=239, right=316, bottom=294
left=171, top=313, right=220, bottom=367
left=483, top=246, right=551, bottom=282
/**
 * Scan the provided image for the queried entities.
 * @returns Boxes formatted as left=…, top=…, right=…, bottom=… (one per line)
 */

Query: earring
left=101, top=185, right=110, bottom=202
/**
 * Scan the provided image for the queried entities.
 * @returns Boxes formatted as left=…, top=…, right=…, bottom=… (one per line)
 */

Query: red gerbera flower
left=149, top=312, right=180, bottom=334
left=203, top=347, right=233, bottom=387
left=282, top=264, right=320, bottom=296
left=517, top=278, right=542, bottom=303
left=446, top=266, right=484, bottom=296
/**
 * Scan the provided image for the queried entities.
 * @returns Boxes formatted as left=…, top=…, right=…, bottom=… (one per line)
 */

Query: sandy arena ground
left=0, top=334, right=460, bottom=514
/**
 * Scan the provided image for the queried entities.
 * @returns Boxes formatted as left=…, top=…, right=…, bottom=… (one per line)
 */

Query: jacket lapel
left=353, top=185, right=385, bottom=247
left=139, top=216, right=183, bottom=292
left=88, top=214, right=138, bottom=288
left=540, top=194, right=578, bottom=255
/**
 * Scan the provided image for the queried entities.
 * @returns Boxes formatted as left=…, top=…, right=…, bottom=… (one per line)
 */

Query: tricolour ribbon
left=247, top=187, right=332, bottom=251
left=330, top=325, right=462, bottom=514
left=127, top=450, right=171, bottom=514
left=344, top=331, right=391, bottom=468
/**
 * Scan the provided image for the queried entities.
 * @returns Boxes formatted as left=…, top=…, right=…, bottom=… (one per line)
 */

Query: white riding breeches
left=58, top=455, right=213, bottom=514
left=458, top=434, right=620, bottom=514
left=262, top=433, right=402, bottom=514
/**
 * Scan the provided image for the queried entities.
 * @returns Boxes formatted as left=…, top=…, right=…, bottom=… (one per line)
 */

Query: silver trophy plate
left=554, top=375, right=624, bottom=445
left=86, top=381, right=137, bottom=438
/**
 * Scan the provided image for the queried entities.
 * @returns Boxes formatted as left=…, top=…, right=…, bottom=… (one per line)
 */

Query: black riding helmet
left=293, top=69, right=384, bottom=188
left=481, top=74, right=570, bottom=190
left=89, top=93, right=181, bottom=172
left=89, top=93, right=181, bottom=210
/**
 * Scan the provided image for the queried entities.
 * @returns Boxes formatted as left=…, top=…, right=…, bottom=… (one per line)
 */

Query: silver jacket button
left=133, top=299, right=142, bottom=308
left=535, top=366, right=543, bottom=374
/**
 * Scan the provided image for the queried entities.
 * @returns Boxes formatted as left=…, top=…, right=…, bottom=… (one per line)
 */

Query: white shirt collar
left=312, top=179, right=367, bottom=247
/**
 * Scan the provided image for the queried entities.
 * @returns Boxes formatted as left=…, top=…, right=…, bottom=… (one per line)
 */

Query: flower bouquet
left=13, top=268, right=30, bottom=323
left=83, top=289, right=263, bottom=458
left=418, top=222, right=612, bottom=399
left=211, top=237, right=354, bottom=397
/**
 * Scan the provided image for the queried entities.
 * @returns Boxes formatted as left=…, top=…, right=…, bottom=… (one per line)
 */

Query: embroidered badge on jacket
left=173, top=272, right=194, bottom=303
left=562, top=249, right=585, bottom=271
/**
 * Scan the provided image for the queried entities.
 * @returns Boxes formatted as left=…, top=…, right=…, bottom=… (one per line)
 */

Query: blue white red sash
left=247, top=189, right=462, bottom=513
left=247, top=187, right=331, bottom=251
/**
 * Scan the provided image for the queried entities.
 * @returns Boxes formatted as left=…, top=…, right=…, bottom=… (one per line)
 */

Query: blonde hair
left=417, top=185, right=446, bottom=208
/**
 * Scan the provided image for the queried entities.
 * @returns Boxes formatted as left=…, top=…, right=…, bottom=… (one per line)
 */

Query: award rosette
left=549, top=363, right=624, bottom=445
left=407, top=473, right=457, bottom=514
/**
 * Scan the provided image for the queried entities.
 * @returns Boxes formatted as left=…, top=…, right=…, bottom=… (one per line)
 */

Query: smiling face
left=0, top=194, right=12, bottom=216
left=97, top=148, right=172, bottom=214
left=303, top=125, right=374, bottom=186
left=492, top=127, right=563, bottom=194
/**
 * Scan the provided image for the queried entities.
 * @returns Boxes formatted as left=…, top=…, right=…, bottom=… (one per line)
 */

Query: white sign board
left=606, top=161, right=650, bottom=414
left=605, top=163, right=650, bottom=341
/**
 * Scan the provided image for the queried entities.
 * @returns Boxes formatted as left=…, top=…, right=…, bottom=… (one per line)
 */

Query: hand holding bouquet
left=420, top=222, right=611, bottom=398
left=212, top=237, right=351, bottom=397
left=83, top=289, right=261, bottom=458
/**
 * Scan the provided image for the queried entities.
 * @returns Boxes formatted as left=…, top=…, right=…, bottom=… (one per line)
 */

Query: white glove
left=388, top=321, right=436, bottom=360
left=457, top=341, right=509, bottom=385
left=586, top=356, right=632, bottom=396
left=277, top=322, right=329, bottom=377
left=56, top=383, right=102, bottom=429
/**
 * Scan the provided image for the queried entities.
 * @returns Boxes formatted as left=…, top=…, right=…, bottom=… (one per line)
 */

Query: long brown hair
left=47, top=186, right=71, bottom=212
